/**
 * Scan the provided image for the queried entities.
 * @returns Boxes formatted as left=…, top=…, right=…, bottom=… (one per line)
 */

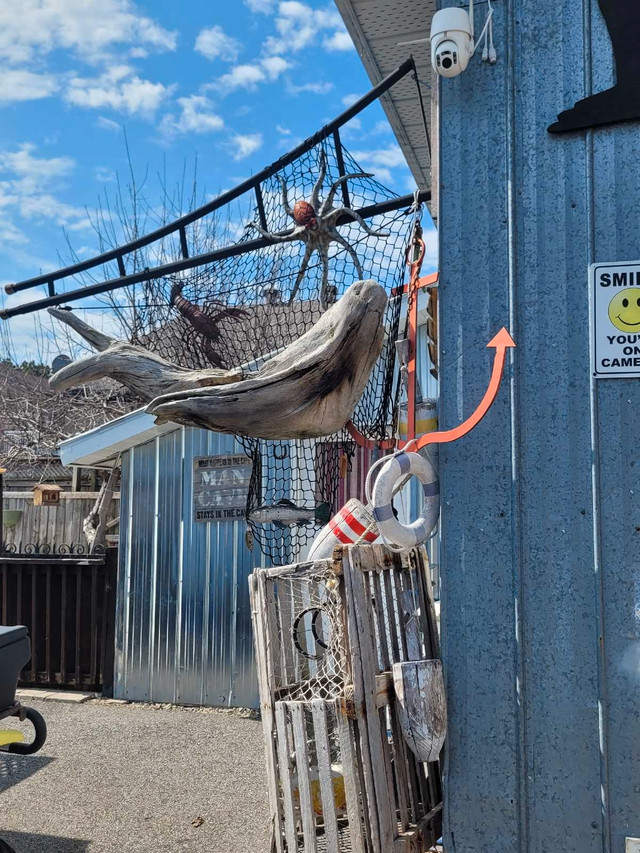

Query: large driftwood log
left=147, top=279, right=387, bottom=439
left=48, top=280, right=387, bottom=440
left=48, top=307, right=241, bottom=402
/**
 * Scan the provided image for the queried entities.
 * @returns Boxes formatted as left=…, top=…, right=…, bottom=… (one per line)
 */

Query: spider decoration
left=246, top=151, right=390, bottom=309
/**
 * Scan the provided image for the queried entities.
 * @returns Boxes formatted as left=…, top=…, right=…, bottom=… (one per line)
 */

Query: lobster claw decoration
left=170, top=282, right=249, bottom=369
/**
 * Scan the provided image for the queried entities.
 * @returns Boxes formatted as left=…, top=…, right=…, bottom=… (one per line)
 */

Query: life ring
left=370, top=451, right=439, bottom=548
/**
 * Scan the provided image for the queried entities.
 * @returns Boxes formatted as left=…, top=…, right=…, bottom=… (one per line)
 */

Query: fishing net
left=267, top=566, right=348, bottom=702
left=126, top=138, right=417, bottom=564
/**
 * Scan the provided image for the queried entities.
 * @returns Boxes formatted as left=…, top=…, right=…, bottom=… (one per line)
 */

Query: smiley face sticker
left=608, top=288, right=640, bottom=332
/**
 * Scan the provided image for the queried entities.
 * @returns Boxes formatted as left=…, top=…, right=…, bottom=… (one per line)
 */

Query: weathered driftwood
left=147, top=279, right=387, bottom=439
left=392, top=660, right=447, bottom=763
left=48, top=307, right=241, bottom=402
left=48, top=280, right=386, bottom=441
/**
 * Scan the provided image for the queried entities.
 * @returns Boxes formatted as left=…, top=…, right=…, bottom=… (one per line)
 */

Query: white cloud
left=286, top=80, right=333, bottom=95
left=231, top=133, right=263, bottom=160
left=96, top=116, right=123, bottom=132
left=94, top=166, right=116, bottom=182
left=195, top=25, right=241, bottom=62
left=0, top=219, right=28, bottom=245
left=0, top=144, right=74, bottom=189
left=276, top=125, right=291, bottom=135
left=160, top=95, right=225, bottom=137
left=0, top=0, right=177, bottom=65
left=372, top=119, right=392, bottom=135
left=215, top=64, right=264, bottom=92
left=17, top=193, right=90, bottom=228
left=0, top=143, right=89, bottom=232
left=351, top=144, right=407, bottom=171
left=65, top=65, right=173, bottom=117
left=264, top=2, right=349, bottom=55
left=0, top=69, right=59, bottom=103
left=261, top=55, right=290, bottom=79
left=341, top=117, right=362, bottom=138
left=243, top=0, right=276, bottom=11
left=323, top=30, right=353, bottom=51
left=212, top=56, right=291, bottom=93
left=341, top=93, right=361, bottom=107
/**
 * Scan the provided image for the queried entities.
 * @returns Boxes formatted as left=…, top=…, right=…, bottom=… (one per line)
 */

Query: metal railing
left=0, top=58, right=430, bottom=319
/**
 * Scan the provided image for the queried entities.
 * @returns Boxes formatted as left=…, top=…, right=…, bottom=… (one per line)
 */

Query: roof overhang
left=335, top=0, right=435, bottom=189
left=59, top=409, right=179, bottom=469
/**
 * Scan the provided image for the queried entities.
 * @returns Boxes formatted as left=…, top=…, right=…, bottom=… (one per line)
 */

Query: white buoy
left=308, top=498, right=378, bottom=559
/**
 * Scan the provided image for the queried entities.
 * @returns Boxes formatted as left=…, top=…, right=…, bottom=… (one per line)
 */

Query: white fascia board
left=59, top=408, right=179, bottom=468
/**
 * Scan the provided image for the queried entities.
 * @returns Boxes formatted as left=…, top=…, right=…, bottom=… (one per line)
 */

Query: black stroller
left=0, top=626, right=47, bottom=853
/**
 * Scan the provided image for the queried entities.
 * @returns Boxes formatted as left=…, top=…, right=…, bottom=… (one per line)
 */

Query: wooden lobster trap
left=250, top=543, right=444, bottom=853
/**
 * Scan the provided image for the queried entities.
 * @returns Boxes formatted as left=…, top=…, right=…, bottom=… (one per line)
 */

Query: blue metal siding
left=439, top=0, right=640, bottom=850
left=115, top=427, right=260, bottom=709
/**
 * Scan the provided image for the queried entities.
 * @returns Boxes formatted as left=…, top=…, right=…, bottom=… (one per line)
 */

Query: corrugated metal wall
left=439, top=1, right=640, bottom=850
left=114, top=427, right=261, bottom=709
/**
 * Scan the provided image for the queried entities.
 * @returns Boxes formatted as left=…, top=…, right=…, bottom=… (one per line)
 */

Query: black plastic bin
left=0, top=626, right=30, bottom=710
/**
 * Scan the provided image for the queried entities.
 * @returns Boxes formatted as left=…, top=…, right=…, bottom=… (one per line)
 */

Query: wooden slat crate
left=250, top=543, right=444, bottom=853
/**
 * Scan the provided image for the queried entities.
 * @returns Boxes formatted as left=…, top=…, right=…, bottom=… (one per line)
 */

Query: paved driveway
left=0, top=700, right=270, bottom=852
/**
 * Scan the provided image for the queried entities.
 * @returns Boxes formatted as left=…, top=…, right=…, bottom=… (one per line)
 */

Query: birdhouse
left=33, top=484, right=62, bottom=507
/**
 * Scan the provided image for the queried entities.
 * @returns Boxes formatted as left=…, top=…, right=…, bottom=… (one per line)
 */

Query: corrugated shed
left=438, top=0, right=640, bottom=850
left=114, top=426, right=262, bottom=709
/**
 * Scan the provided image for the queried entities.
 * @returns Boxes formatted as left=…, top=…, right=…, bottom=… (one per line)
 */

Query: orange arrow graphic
left=403, top=327, right=516, bottom=451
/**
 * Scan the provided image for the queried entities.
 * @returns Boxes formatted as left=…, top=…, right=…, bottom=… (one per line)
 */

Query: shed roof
left=335, top=0, right=435, bottom=189
left=59, top=408, right=179, bottom=469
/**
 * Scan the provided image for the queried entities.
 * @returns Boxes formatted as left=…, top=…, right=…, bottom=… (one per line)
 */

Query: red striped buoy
left=308, top=499, right=378, bottom=559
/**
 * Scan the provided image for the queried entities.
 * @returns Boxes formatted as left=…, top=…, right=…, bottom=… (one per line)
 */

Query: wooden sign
left=192, top=454, right=252, bottom=523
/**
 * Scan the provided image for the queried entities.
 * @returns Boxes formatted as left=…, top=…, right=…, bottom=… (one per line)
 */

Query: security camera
left=430, top=7, right=473, bottom=78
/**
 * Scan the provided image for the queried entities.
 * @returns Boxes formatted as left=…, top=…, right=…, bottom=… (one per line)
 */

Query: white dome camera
left=430, top=7, right=473, bottom=78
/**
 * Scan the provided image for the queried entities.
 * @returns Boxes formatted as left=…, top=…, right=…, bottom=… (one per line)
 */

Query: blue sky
left=0, top=0, right=435, bottom=360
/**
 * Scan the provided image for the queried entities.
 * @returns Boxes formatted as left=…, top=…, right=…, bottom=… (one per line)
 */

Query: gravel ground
left=0, top=700, right=270, bottom=853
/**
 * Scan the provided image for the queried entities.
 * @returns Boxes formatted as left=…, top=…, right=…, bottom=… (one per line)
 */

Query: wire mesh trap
left=250, top=544, right=443, bottom=853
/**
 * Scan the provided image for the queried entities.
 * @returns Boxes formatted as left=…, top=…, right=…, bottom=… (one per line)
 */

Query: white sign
left=592, top=261, right=640, bottom=378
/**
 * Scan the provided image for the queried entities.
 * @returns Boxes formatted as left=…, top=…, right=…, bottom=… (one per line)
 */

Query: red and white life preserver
left=308, top=499, right=378, bottom=560
left=370, top=451, right=439, bottom=548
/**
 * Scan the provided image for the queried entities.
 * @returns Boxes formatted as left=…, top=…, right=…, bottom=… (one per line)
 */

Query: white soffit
left=335, top=0, right=434, bottom=188
left=59, top=408, right=179, bottom=469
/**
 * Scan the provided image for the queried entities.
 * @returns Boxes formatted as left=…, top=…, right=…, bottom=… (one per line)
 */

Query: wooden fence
left=2, top=492, right=120, bottom=551
left=0, top=548, right=118, bottom=693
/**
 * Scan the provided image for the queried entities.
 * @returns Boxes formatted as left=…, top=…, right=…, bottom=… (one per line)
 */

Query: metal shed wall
left=438, top=1, right=640, bottom=851
left=114, top=427, right=261, bottom=709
